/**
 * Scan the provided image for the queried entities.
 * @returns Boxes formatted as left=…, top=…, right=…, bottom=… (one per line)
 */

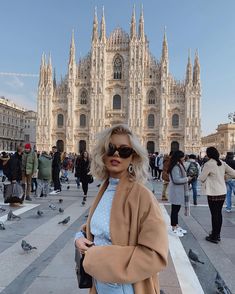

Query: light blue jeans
left=95, top=280, right=134, bottom=294
left=226, top=179, right=235, bottom=210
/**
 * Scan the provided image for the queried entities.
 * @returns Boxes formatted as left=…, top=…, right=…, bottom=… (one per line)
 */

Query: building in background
left=24, top=110, right=37, bottom=149
left=37, top=7, right=201, bottom=154
left=0, top=96, right=37, bottom=151
left=201, top=123, right=235, bottom=156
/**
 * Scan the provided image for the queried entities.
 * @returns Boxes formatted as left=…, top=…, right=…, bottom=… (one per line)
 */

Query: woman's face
left=103, top=134, right=133, bottom=179
left=83, top=151, right=88, bottom=158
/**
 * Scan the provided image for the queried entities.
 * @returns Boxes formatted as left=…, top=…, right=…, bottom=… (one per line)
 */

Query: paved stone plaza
left=0, top=174, right=235, bottom=294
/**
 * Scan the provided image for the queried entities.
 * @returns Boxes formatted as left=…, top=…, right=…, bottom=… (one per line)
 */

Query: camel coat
left=83, top=175, right=168, bottom=294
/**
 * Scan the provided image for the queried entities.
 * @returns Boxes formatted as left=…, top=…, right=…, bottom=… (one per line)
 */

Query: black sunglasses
left=107, top=143, right=134, bottom=158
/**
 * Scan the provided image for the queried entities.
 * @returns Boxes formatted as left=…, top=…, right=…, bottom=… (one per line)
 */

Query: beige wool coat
left=82, top=175, right=168, bottom=294
left=199, top=159, right=235, bottom=196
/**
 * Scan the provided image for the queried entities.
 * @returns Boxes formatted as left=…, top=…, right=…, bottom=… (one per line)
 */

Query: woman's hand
left=75, top=237, right=94, bottom=254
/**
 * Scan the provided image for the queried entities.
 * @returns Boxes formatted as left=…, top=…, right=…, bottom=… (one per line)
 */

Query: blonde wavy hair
left=90, top=124, right=149, bottom=183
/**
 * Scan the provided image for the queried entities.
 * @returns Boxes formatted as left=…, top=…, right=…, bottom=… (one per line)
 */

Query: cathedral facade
left=36, top=7, right=201, bottom=154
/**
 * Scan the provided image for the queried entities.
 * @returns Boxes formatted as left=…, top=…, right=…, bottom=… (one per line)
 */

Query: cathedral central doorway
left=171, top=141, right=179, bottom=152
left=56, top=140, right=64, bottom=152
left=147, top=141, right=155, bottom=154
left=79, top=140, right=86, bottom=153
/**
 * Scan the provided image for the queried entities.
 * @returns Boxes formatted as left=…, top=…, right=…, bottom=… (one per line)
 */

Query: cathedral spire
left=186, top=49, right=192, bottom=85
left=100, top=6, right=106, bottom=42
left=161, top=27, right=168, bottom=61
left=92, top=6, right=98, bottom=42
left=53, top=68, right=57, bottom=89
left=130, top=4, right=136, bottom=40
left=161, top=27, right=169, bottom=77
left=138, top=4, right=145, bottom=40
left=39, top=52, right=46, bottom=86
left=69, top=29, right=76, bottom=65
left=193, top=49, right=200, bottom=86
left=47, top=53, right=53, bottom=84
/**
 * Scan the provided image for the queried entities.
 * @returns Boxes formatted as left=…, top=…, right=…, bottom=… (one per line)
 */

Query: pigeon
left=67, top=185, right=70, bottom=190
left=59, top=207, right=64, bottom=213
left=160, top=290, right=166, bottom=294
left=215, top=272, right=232, bottom=294
left=21, top=240, right=37, bottom=252
left=58, top=216, right=70, bottom=224
left=0, top=206, right=6, bottom=212
left=37, top=210, right=44, bottom=216
left=188, top=249, right=204, bottom=264
left=49, top=204, right=56, bottom=210
left=7, top=210, right=21, bottom=221
left=0, top=222, right=5, bottom=230
left=58, top=198, right=63, bottom=204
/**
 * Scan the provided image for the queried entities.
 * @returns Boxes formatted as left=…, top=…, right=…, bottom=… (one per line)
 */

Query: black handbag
left=87, top=174, right=94, bottom=184
left=75, top=248, right=93, bottom=289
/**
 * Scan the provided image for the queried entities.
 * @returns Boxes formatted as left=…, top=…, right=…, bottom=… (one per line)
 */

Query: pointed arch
left=113, top=94, right=121, bottom=110
left=113, top=54, right=123, bottom=79
left=80, top=89, right=88, bottom=105
left=172, top=114, right=179, bottom=128
left=57, top=114, right=64, bottom=127
left=148, top=114, right=155, bottom=128
left=147, top=89, right=156, bottom=104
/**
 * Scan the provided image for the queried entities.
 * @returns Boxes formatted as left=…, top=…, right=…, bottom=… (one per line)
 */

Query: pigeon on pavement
left=215, top=272, right=232, bottom=294
left=0, top=222, right=5, bottom=230
left=49, top=204, right=56, bottom=210
left=37, top=210, right=44, bottom=217
left=0, top=206, right=6, bottom=212
left=188, top=249, right=204, bottom=264
left=59, top=207, right=64, bottom=213
left=7, top=210, right=21, bottom=221
left=67, top=185, right=70, bottom=190
left=58, top=216, right=70, bottom=224
left=21, top=240, right=37, bottom=251
left=58, top=198, right=63, bottom=204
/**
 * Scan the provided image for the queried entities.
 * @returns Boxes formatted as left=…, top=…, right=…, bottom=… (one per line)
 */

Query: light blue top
left=75, top=177, right=134, bottom=294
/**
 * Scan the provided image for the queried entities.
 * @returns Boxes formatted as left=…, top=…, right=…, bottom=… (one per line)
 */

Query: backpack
left=187, top=162, right=199, bottom=178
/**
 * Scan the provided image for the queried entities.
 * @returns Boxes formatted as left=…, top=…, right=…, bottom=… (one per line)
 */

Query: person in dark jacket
left=76, top=151, right=91, bottom=205
left=7, top=146, right=23, bottom=183
left=74, top=154, right=81, bottom=188
left=50, top=146, right=61, bottom=194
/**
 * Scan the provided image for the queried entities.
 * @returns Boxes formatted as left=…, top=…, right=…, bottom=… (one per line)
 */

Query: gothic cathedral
left=36, top=7, right=201, bottom=154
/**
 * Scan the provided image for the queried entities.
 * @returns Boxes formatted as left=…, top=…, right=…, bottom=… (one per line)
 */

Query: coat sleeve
left=224, top=162, right=235, bottom=178
left=198, top=162, right=211, bottom=183
left=170, top=165, right=188, bottom=185
left=83, top=197, right=168, bottom=284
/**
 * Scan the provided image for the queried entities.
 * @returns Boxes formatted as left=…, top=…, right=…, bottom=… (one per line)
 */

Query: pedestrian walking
left=224, top=152, right=235, bottom=212
left=74, top=154, right=81, bottom=188
left=50, top=146, right=61, bottom=195
left=76, top=151, right=91, bottom=205
left=185, top=154, right=200, bottom=205
left=161, top=152, right=172, bottom=201
left=0, top=151, right=10, bottom=181
left=168, top=150, right=192, bottom=237
left=199, top=147, right=235, bottom=243
left=6, top=146, right=23, bottom=183
left=157, top=154, right=164, bottom=181
left=36, top=151, right=52, bottom=197
left=75, top=124, right=168, bottom=294
left=22, top=143, right=38, bottom=201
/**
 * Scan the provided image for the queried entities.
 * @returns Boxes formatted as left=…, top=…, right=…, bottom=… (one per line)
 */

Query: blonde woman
left=75, top=124, right=168, bottom=294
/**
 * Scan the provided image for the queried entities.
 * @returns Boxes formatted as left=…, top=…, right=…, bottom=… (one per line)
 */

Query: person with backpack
left=185, top=154, right=200, bottom=205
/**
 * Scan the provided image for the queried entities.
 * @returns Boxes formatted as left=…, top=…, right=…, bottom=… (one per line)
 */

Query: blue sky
left=0, top=0, right=235, bottom=135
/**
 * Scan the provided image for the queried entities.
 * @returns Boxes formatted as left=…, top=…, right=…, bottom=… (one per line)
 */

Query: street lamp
left=228, top=112, right=235, bottom=153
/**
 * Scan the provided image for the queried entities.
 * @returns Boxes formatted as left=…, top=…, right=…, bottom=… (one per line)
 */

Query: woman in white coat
left=199, top=147, right=235, bottom=243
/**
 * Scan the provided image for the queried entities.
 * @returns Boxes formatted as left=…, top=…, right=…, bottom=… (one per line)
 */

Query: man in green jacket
left=22, top=143, right=38, bottom=201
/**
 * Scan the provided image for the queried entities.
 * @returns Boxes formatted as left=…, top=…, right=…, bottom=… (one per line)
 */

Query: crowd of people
left=0, top=144, right=92, bottom=205
left=0, top=124, right=235, bottom=293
